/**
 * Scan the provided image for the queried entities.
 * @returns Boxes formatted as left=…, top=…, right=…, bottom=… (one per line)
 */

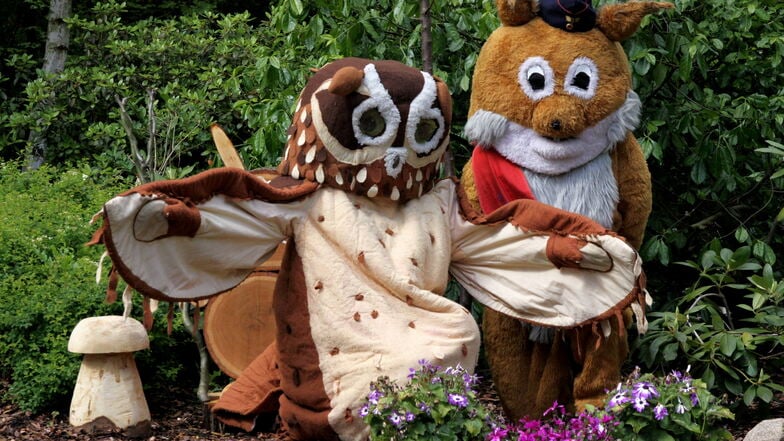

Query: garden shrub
left=0, top=162, right=201, bottom=412
left=606, top=367, right=734, bottom=441
left=636, top=241, right=784, bottom=409
left=361, top=363, right=733, bottom=441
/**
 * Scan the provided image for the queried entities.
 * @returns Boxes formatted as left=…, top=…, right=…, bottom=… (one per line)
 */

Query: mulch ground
left=1, top=373, right=779, bottom=441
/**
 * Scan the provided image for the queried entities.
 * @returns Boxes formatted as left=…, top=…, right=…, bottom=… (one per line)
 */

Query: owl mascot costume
left=461, top=0, right=670, bottom=422
left=91, top=58, right=647, bottom=441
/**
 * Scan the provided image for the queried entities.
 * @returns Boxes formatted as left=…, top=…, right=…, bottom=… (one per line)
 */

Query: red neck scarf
left=471, top=145, right=535, bottom=213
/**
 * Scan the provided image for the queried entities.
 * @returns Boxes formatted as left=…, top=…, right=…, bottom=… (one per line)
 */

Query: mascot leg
left=571, top=316, right=629, bottom=410
left=482, top=308, right=573, bottom=421
left=212, top=342, right=283, bottom=432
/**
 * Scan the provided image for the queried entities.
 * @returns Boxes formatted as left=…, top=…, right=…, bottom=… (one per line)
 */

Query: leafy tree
left=623, top=0, right=783, bottom=284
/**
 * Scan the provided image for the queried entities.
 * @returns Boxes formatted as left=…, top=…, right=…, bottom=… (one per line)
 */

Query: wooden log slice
left=203, top=257, right=282, bottom=378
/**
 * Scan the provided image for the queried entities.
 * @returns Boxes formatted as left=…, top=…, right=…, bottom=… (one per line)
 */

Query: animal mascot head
left=277, top=58, right=452, bottom=202
left=461, top=0, right=672, bottom=421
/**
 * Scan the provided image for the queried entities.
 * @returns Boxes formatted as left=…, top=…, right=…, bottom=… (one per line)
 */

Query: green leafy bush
left=5, top=2, right=270, bottom=168
left=635, top=242, right=784, bottom=409
left=0, top=162, right=200, bottom=412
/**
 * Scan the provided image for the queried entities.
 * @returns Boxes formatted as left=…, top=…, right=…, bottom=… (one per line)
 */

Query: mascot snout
left=532, top=95, right=587, bottom=139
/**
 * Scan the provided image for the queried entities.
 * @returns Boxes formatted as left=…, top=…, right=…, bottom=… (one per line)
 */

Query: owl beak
left=384, top=147, right=407, bottom=178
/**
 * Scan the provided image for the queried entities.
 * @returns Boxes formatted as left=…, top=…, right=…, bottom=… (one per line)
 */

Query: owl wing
left=444, top=179, right=646, bottom=330
left=90, top=167, right=318, bottom=302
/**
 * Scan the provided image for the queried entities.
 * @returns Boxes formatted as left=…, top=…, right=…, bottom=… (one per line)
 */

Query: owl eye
left=414, top=118, right=439, bottom=143
left=358, top=108, right=387, bottom=138
left=564, top=57, right=598, bottom=99
left=518, top=57, right=554, bottom=101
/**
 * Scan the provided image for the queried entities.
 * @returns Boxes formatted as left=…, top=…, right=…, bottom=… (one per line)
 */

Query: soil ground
left=1, top=373, right=780, bottom=441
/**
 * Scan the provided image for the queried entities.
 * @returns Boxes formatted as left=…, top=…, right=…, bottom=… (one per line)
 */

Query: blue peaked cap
left=538, top=0, right=597, bottom=32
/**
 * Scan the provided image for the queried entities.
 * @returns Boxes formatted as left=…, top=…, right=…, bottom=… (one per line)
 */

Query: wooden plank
left=210, top=124, right=245, bottom=170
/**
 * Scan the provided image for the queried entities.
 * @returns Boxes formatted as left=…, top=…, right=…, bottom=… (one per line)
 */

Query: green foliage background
left=0, top=0, right=782, bottom=416
left=0, top=163, right=203, bottom=411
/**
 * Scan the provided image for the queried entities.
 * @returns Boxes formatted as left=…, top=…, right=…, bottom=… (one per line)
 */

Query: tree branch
left=181, top=303, right=210, bottom=403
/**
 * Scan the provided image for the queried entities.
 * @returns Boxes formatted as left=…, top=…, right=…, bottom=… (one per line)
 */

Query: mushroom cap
left=68, top=315, right=150, bottom=354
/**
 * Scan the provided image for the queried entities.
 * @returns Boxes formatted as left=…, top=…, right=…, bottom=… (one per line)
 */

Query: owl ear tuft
left=435, top=79, right=452, bottom=126
left=328, top=66, right=365, bottom=96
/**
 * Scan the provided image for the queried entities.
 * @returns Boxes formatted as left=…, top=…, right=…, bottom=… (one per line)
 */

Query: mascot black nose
left=550, top=120, right=562, bottom=131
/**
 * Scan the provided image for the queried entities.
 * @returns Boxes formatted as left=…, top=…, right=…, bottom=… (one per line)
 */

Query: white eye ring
left=564, top=57, right=599, bottom=100
left=406, top=72, right=445, bottom=156
left=518, top=57, right=555, bottom=101
left=352, top=64, right=400, bottom=146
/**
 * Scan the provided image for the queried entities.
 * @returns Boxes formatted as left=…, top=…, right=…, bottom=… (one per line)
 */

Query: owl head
left=277, top=58, right=452, bottom=202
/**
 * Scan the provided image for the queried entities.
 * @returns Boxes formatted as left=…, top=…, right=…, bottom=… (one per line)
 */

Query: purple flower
left=594, top=421, right=608, bottom=437
left=543, top=401, right=565, bottom=417
left=607, top=386, right=630, bottom=410
left=691, top=392, right=700, bottom=406
left=367, top=389, right=383, bottom=404
left=633, top=396, right=649, bottom=412
left=418, top=401, right=431, bottom=414
left=632, top=382, right=659, bottom=400
left=653, top=403, right=668, bottom=420
left=405, top=411, right=415, bottom=422
left=448, top=393, right=469, bottom=408
left=522, top=418, right=542, bottom=431
left=358, top=404, right=369, bottom=417
left=463, top=372, right=479, bottom=388
left=388, top=412, right=403, bottom=427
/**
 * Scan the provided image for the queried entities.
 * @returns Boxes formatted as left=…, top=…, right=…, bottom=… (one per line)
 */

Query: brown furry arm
left=611, top=134, right=653, bottom=249
left=460, top=161, right=483, bottom=213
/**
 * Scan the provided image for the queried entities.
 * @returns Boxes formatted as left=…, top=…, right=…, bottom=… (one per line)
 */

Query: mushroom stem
left=70, top=352, right=151, bottom=437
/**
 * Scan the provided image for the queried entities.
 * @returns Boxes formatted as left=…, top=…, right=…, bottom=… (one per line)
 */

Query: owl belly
left=525, top=152, right=618, bottom=227
left=285, top=188, right=480, bottom=441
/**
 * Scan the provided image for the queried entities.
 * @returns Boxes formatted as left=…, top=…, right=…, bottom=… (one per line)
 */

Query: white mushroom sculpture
left=68, top=315, right=151, bottom=437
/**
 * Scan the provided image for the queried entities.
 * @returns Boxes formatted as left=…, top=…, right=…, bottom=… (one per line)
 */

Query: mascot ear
left=597, top=1, right=674, bottom=41
left=435, top=78, right=453, bottom=125
left=328, top=66, right=365, bottom=96
left=496, top=0, right=538, bottom=26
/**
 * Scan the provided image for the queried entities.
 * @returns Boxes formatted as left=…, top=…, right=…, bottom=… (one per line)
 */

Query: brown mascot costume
left=92, top=57, right=648, bottom=440
left=461, top=0, right=672, bottom=421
